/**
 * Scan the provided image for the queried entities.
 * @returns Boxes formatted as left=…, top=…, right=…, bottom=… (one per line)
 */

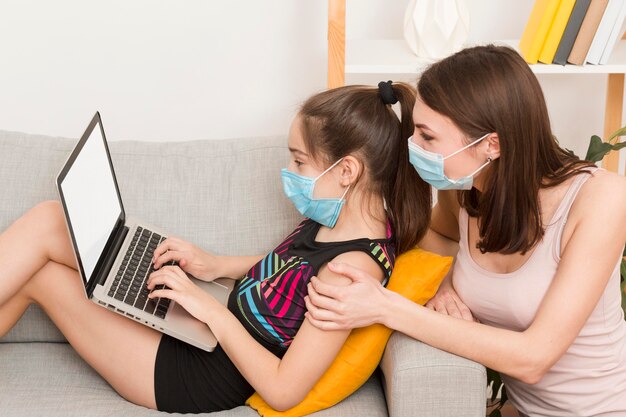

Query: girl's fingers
left=152, top=238, right=177, bottom=261
left=148, top=288, right=178, bottom=302
left=148, top=268, right=184, bottom=290
left=153, top=250, right=185, bottom=269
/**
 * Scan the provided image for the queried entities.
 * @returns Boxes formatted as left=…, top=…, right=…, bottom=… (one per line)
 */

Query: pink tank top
left=453, top=170, right=626, bottom=416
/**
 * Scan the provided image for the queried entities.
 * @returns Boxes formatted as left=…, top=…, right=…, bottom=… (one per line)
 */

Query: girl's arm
left=215, top=254, right=265, bottom=279
left=309, top=172, right=626, bottom=384
left=152, top=236, right=263, bottom=280
left=148, top=250, right=384, bottom=411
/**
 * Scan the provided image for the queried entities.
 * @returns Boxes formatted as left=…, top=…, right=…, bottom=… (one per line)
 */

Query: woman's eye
left=294, top=160, right=303, bottom=167
left=419, top=132, right=434, bottom=141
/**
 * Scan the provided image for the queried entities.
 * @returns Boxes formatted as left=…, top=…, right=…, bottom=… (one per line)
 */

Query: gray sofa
left=0, top=129, right=487, bottom=417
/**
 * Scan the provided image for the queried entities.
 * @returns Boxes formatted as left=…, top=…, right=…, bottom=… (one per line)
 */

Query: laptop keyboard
left=107, top=226, right=172, bottom=319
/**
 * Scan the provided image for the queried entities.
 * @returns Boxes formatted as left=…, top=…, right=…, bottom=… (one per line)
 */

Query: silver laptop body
left=56, top=112, right=233, bottom=352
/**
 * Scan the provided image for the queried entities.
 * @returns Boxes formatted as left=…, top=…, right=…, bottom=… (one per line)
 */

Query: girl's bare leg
left=0, top=201, right=161, bottom=408
left=0, top=200, right=77, bottom=306
left=1, top=261, right=161, bottom=409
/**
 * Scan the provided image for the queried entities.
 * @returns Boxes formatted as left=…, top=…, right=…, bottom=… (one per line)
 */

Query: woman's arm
left=420, top=190, right=474, bottom=320
left=148, top=250, right=384, bottom=411
left=308, top=173, right=626, bottom=384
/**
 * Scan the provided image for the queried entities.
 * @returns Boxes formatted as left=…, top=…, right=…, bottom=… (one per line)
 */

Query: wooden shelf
left=346, top=39, right=626, bottom=75
left=327, top=0, right=624, bottom=174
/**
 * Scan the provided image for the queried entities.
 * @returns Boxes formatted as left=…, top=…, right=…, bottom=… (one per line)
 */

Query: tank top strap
left=458, top=168, right=599, bottom=254
left=549, top=168, right=599, bottom=261
left=548, top=168, right=599, bottom=227
left=289, top=219, right=396, bottom=282
left=458, top=204, right=470, bottom=249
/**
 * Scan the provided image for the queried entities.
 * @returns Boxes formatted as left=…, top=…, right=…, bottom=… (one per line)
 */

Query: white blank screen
left=60, top=123, right=122, bottom=282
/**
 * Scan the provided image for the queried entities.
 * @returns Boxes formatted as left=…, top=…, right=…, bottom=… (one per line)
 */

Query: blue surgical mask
left=281, top=158, right=350, bottom=228
left=407, top=133, right=492, bottom=190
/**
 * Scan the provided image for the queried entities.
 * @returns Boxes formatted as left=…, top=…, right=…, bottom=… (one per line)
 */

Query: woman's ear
left=339, top=156, right=362, bottom=186
left=484, top=133, right=500, bottom=161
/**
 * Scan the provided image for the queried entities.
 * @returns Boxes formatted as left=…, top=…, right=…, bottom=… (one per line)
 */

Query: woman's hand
left=147, top=265, right=223, bottom=324
left=304, top=262, right=390, bottom=331
left=424, top=278, right=474, bottom=321
left=152, top=237, right=222, bottom=281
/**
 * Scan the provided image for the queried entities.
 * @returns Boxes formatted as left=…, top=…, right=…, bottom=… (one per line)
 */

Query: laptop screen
left=59, top=118, right=122, bottom=285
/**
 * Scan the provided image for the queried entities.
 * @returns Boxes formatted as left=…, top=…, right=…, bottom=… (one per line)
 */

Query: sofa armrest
left=380, top=332, right=486, bottom=417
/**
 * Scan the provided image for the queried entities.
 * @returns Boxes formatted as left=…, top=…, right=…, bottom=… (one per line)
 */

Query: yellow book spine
left=538, top=0, right=577, bottom=63
left=519, top=0, right=563, bottom=64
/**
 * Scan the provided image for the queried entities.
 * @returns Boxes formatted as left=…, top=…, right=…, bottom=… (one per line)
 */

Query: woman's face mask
left=407, top=133, right=492, bottom=190
left=281, top=158, right=350, bottom=228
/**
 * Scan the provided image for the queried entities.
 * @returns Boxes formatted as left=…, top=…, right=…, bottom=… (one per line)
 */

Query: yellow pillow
left=246, top=247, right=453, bottom=417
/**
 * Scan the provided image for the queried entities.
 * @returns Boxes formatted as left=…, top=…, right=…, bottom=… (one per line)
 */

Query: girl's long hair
left=299, top=83, right=431, bottom=254
left=418, top=45, right=595, bottom=254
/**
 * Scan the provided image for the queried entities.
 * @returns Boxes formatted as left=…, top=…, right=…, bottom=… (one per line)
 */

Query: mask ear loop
left=339, top=184, right=351, bottom=201
left=464, top=156, right=493, bottom=178
left=314, top=157, right=345, bottom=182
left=443, top=132, right=491, bottom=161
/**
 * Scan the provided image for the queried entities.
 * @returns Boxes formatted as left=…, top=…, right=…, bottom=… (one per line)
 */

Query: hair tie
left=378, top=80, right=398, bottom=105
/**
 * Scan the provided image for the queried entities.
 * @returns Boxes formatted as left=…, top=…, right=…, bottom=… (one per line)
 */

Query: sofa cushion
left=0, top=343, right=388, bottom=417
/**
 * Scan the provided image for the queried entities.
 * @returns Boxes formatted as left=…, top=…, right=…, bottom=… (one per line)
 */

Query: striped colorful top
left=227, top=218, right=395, bottom=354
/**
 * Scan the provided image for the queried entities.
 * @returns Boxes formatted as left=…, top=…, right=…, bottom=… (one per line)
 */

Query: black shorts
left=154, top=334, right=254, bottom=413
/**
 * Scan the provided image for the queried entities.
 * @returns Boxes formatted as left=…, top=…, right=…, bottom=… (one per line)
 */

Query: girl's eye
left=419, top=132, right=434, bottom=141
left=294, top=160, right=303, bottom=167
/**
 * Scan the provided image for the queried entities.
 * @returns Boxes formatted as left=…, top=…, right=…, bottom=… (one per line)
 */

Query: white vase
left=403, top=0, right=470, bottom=60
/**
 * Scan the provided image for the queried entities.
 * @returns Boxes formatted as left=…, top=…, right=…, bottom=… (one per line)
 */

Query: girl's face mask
left=407, top=133, right=492, bottom=190
left=281, top=158, right=350, bottom=228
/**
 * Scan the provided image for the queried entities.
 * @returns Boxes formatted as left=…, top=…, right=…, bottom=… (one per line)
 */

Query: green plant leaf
left=610, top=141, right=626, bottom=152
left=585, top=135, right=613, bottom=162
left=607, top=126, right=626, bottom=143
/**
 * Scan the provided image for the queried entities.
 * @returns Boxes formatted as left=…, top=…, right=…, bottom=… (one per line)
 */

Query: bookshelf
left=326, top=0, right=626, bottom=174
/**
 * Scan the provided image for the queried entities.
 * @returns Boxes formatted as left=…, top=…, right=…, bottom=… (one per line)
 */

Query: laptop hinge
left=95, top=224, right=129, bottom=288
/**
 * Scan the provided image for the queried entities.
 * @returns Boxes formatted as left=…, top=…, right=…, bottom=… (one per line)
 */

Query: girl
left=305, top=45, right=626, bottom=417
left=0, top=82, right=431, bottom=413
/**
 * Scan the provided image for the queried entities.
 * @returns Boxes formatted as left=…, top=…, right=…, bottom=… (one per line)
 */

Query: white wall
left=0, top=0, right=623, bottom=172
left=0, top=0, right=327, bottom=141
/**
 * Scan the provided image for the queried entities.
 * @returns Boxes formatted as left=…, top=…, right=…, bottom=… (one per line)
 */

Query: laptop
left=56, top=112, right=234, bottom=352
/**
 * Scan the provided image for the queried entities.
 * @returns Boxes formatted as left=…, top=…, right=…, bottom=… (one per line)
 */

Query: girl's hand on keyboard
left=147, top=265, right=224, bottom=324
left=152, top=237, right=222, bottom=281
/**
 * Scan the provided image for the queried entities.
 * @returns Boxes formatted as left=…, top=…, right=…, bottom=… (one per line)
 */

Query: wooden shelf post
left=328, top=0, right=346, bottom=89
left=603, top=73, right=624, bottom=174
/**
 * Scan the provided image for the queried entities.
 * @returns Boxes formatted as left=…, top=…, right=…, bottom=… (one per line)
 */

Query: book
left=554, top=0, right=592, bottom=64
left=539, top=0, right=578, bottom=63
left=520, top=0, right=564, bottom=63
left=599, top=0, right=626, bottom=63
left=568, top=0, right=610, bottom=64
left=586, top=0, right=625, bottom=64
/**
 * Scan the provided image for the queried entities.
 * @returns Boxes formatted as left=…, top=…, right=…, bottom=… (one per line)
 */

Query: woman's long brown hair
left=299, top=83, right=432, bottom=254
left=418, top=45, right=595, bottom=254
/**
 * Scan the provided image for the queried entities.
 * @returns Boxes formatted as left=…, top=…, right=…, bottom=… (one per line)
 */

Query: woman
left=305, top=45, right=626, bottom=416
left=0, top=82, right=431, bottom=412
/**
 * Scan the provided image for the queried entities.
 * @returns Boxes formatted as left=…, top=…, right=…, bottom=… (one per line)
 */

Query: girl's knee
left=29, top=200, right=66, bottom=235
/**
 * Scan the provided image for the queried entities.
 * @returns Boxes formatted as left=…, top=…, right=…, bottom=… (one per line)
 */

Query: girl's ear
left=339, top=155, right=362, bottom=187
left=484, top=133, right=501, bottom=161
